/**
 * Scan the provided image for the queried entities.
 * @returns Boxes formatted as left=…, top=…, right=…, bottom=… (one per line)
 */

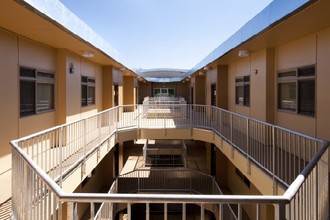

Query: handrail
left=10, top=104, right=329, bottom=220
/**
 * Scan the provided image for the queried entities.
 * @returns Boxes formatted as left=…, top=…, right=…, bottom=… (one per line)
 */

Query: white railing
left=11, top=104, right=329, bottom=220
left=143, top=140, right=187, bottom=167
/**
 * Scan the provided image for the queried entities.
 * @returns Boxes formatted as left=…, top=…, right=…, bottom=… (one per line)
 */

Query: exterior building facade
left=1, top=0, right=330, bottom=219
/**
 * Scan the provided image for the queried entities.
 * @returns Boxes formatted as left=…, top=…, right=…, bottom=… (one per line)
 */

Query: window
left=278, top=65, right=315, bottom=116
left=20, top=67, right=54, bottom=117
left=81, top=76, right=95, bottom=106
left=235, top=75, right=250, bottom=106
left=153, top=88, right=175, bottom=97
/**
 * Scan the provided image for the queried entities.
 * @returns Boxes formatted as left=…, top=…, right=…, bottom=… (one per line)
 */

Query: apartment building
left=1, top=0, right=330, bottom=219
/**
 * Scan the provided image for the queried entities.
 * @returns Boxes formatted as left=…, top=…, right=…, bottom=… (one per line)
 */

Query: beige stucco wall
left=205, top=69, right=217, bottom=106
left=217, top=65, right=228, bottom=109
left=65, top=53, right=103, bottom=122
left=317, top=27, right=330, bottom=141
left=194, top=75, right=206, bottom=105
left=0, top=30, right=107, bottom=203
left=18, top=37, right=57, bottom=136
left=138, top=81, right=151, bottom=103
left=123, top=76, right=135, bottom=105
left=102, top=66, right=113, bottom=110
left=275, top=34, right=317, bottom=136
left=0, top=29, right=19, bottom=177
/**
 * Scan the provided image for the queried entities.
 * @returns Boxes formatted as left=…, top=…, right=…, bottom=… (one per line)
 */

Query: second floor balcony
left=10, top=101, right=329, bottom=220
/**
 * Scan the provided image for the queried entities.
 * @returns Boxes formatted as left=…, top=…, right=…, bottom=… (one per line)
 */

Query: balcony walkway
left=10, top=104, right=329, bottom=220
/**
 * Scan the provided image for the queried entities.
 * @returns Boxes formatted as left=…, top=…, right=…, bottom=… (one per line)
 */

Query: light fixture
left=69, top=62, right=74, bottom=74
left=120, top=67, right=126, bottom=71
left=238, top=50, right=249, bottom=57
left=203, top=66, right=212, bottom=71
left=82, top=50, right=94, bottom=58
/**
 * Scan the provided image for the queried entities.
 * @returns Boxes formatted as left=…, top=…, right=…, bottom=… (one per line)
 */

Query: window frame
left=235, top=75, right=250, bottom=106
left=20, top=67, right=55, bottom=117
left=277, top=65, right=315, bottom=117
left=81, top=76, right=96, bottom=107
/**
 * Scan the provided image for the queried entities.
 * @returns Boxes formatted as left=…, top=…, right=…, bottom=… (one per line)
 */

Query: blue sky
left=59, top=0, right=273, bottom=69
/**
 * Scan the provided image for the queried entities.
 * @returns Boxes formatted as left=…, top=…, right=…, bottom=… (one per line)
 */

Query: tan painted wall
left=0, top=29, right=19, bottom=176
left=250, top=50, right=267, bottom=121
left=176, top=82, right=190, bottom=101
left=228, top=64, right=236, bottom=111
left=226, top=49, right=275, bottom=122
left=138, top=81, right=151, bottom=103
left=66, top=55, right=103, bottom=122
left=194, top=75, right=206, bottom=105
left=102, top=66, right=113, bottom=110
left=217, top=65, right=228, bottom=109
left=205, top=69, right=217, bottom=106
left=18, top=37, right=57, bottom=136
left=275, top=34, right=317, bottom=136
left=317, top=27, right=330, bottom=141
left=0, top=30, right=106, bottom=202
left=123, top=76, right=135, bottom=105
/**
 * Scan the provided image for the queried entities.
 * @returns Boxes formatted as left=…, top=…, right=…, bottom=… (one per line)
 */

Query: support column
left=205, top=142, right=212, bottom=175
left=118, top=142, right=124, bottom=174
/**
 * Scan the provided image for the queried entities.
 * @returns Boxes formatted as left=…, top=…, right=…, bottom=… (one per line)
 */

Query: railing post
left=164, top=203, right=168, bottom=220
left=201, top=203, right=205, bottom=220
left=98, top=113, right=101, bottom=144
left=272, top=126, right=277, bottom=195
left=238, top=204, right=242, bottom=220
left=109, top=203, right=113, bottom=220
left=230, top=113, right=233, bottom=143
left=246, top=118, right=250, bottom=175
left=59, top=127, right=63, bottom=187
left=276, top=203, right=286, bottom=220
left=127, top=203, right=131, bottom=220
left=73, top=202, right=78, bottom=220
left=90, top=202, right=94, bottom=219
left=218, top=203, right=223, bottom=220
left=182, top=203, right=186, bottom=220
left=146, top=203, right=150, bottom=220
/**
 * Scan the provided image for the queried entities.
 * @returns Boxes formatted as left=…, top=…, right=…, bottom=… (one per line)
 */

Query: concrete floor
left=122, top=139, right=209, bottom=174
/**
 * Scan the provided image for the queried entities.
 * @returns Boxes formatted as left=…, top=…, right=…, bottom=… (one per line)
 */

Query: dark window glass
left=81, top=84, right=88, bottom=106
left=277, top=65, right=315, bottom=116
left=37, top=83, right=54, bottom=112
left=278, top=70, right=296, bottom=78
left=278, top=82, right=296, bottom=111
left=298, top=80, right=315, bottom=116
left=244, top=83, right=250, bottom=106
left=81, top=76, right=95, bottom=106
left=298, top=66, right=315, bottom=77
left=88, top=86, right=95, bottom=105
left=20, top=67, right=55, bottom=117
left=20, top=67, right=35, bottom=78
left=235, top=75, right=250, bottom=106
left=235, top=85, right=243, bottom=105
left=37, top=72, right=54, bottom=78
left=20, top=81, right=35, bottom=116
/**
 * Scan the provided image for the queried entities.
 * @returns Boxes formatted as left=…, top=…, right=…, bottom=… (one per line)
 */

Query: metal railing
left=11, top=104, right=329, bottom=220
left=114, top=168, right=220, bottom=194
left=143, top=139, right=187, bottom=167
left=98, top=168, right=237, bottom=219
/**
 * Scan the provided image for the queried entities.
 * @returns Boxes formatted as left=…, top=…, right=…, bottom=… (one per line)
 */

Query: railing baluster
left=164, top=203, right=168, bottom=220
left=238, top=204, right=241, bottom=220
left=200, top=203, right=204, bottom=220
left=127, top=203, right=131, bottom=220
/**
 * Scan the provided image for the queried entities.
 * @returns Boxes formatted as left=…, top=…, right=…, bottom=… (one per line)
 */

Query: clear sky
left=59, top=0, right=273, bottom=70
